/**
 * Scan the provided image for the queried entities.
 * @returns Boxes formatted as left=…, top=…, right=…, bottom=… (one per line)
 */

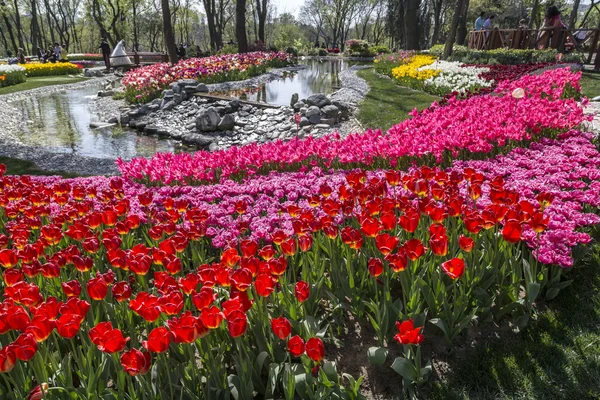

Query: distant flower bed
left=122, top=51, right=293, bottom=104
left=20, top=62, right=82, bottom=77
left=0, top=64, right=26, bottom=88
left=68, top=54, right=104, bottom=61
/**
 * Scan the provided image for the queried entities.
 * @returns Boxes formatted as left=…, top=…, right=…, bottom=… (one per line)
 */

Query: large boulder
left=168, top=83, right=181, bottom=94
left=322, top=104, right=340, bottom=118
left=218, top=114, right=236, bottom=131
left=196, top=107, right=221, bottom=132
left=306, top=93, right=330, bottom=108
left=196, top=83, right=209, bottom=93
left=299, top=117, right=311, bottom=127
left=308, top=114, right=321, bottom=124
left=332, top=100, right=350, bottom=114
left=178, top=79, right=198, bottom=88
left=305, top=106, right=320, bottom=118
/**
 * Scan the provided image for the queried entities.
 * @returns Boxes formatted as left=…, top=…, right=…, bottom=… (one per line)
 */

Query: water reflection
left=216, top=59, right=368, bottom=106
left=14, top=86, right=194, bottom=160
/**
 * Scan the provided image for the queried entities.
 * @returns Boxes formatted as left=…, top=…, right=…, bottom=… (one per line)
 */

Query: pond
left=215, top=58, right=369, bottom=106
left=13, top=85, right=193, bottom=160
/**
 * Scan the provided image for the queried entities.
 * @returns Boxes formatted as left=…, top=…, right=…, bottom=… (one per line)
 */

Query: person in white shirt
left=483, top=15, right=495, bottom=36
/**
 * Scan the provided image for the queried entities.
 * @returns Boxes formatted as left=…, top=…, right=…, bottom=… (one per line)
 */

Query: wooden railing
left=468, top=27, right=600, bottom=69
left=110, top=51, right=169, bottom=68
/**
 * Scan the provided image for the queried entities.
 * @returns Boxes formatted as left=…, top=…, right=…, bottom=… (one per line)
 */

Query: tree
left=255, top=0, right=267, bottom=43
left=569, top=0, right=580, bottom=29
left=236, top=0, right=248, bottom=52
left=404, top=0, right=421, bottom=49
left=444, top=0, right=465, bottom=58
left=161, top=0, right=178, bottom=62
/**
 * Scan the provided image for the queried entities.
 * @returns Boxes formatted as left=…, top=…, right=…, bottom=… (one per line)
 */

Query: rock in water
left=218, top=114, right=236, bottom=131
left=290, top=93, right=299, bottom=107
left=306, top=93, right=331, bottom=108
left=196, top=108, right=221, bottom=132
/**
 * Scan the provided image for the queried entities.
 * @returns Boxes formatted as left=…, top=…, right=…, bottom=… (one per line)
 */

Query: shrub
left=0, top=65, right=26, bottom=87
left=318, top=48, right=328, bottom=56
left=370, top=45, right=391, bottom=54
left=429, top=45, right=583, bottom=65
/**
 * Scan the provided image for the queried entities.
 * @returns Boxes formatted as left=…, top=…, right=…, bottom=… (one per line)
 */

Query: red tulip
left=143, top=327, right=172, bottom=353
left=375, top=233, right=399, bottom=256
left=268, top=257, right=287, bottom=276
left=167, top=312, right=208, bottom=344
left=201, top=306, right=224, bottom=329
left=281, top=238, right=297, bottom=257
left=404, top=239, right=426, bottom=261
left=458, top=235, right=474, bottom=252
left=0, top=346, right=16, bottom=373
left=55, top=313, right=83, bottom=339
left=385, top=250, right=408, bottom=272
left=26, top=383, right=49, bottom=400
left=221, top=248, right=241, bottom=267
left=502, top=221, right=522, bottom=244
left=3, top=269, right=23, bottom=286
left=89, top=322, right=129, bottom=353
left=59, top=297, right=90, bottom=320
left=305, top=337, right=325, bottom=362
left=271, top=317, right=292, bottom=340
left=62, top=280, right=82, bottom=298
left=230, top=268, right=253, bottom=292
left=158, top=290, right=184, bottom=316
left=12, top=333, right=38, bottom=361
left=0, top=249, right=18, bottom=268
left=367, top=258, right=384, bottom=277
left=26, top=316, right=55, bottom=342
left=441, top=258, right=465, bottom=280
left=298, top=235, right=313, bottom=252
left=120, top=349, right=151, bottom=376
left=529, top=211, right=549, bottom=233
left=340, top=226, right=363, bottom=250
left=227, top=310, right=247, bottom=337
left=360, top=217, right=382, bottom=238
left=536, top=192, right=555, bottom=209
left=86, top=277, right=108, bottom=301
left=393, top=319, right=423, bottom=345
left=287, top=335, right=305, bottom=357
left=398, top=209, right=420, bottom=233
left=255, top=274, right=276, bottom=297
left=112, top=281, right=132, bottom=302
left=258, top=245, right=277, bottom=261
left=429, top=234, right=449, bottom=257
left=294, top=281, right=310, bottom=303
left=129, top=293, right=161, bottom=322
left=192, top=286, right=217, bottom=310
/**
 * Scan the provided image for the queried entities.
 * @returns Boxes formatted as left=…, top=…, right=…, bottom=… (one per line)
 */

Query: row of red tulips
left=0, top=158, right=573, bottom=399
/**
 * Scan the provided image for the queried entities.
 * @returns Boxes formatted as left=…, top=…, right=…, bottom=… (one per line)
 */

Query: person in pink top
left=538, top=6, right=565, bottom=48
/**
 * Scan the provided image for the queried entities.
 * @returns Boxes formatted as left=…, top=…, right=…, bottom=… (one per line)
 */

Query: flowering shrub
left=122, top=51, right=293, bottom=103
left=390, top=54, right=440, bottom=82
left=20, top=62, right=82, bottom=77
left=429, top=44, right=583, bottom=65
left=0, top=65, right=26, bottom=87
left=118, top=68, right=587, bottom=185
left=419, top=60, right=493, bottom=95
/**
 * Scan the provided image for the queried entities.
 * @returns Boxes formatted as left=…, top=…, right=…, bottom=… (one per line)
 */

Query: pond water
left=215, top=58, right=368, bottom=106
left=13, top=85, right=193, bottom=160
left=12, top=59, right=370, bottom=160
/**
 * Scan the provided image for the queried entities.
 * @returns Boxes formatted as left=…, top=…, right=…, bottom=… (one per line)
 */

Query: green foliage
left=0, top=70, right=26, bottom=88
left=111, top=91, right=127, bottom=100
left=429, top=45, right=584, bottom=65
left=217, top=44, right=239, bottom=55
left=318, top=49, right=329, bottom=56
left=370, top=45, right=391, bottom=54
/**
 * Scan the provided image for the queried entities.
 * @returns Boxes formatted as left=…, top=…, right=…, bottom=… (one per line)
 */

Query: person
left=6, top=49, right=11, bottom=58
left=99, top=38, right=111, bottom=70
left=59, top=44, right=68, bottom=62
left=17, top=48, right=25, bottom=64
left=483, top=15, right=494, bottom=34
left=474, top=12, right=485, bottom=31
left=519, top=19, right=527, bottom=29
left=53, top=42, right=61, bottom=60
left=177, top=43, right=186, bottom=60
left=538, top=6, right=565, bottom=48
left=110, top=40, right=133, bottom=67
left=46, top=48, right=55, bottom=63
left=37, top=47, right=44, bottom=61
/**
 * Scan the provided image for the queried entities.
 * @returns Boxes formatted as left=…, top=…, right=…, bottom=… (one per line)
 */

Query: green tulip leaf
left=391, top=356, right=417, bottom=380
left=367, top=346, right=389, bottom=366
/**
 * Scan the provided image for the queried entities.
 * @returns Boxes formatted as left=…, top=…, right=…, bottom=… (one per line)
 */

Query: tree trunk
left=30, top=0, right=40, bottom=52
left=1, top=11, right=18, bottom=54
left=569, top=0, right=581, bottom=29
left=403, top=0, right=420, bottom=50
left=12, top=0, right=26, bottom=51
left=431, top=0, right=443, bottom=45
left=161, top=0, right=178, bottom=63
left=133, top=0, right=139, bottom=50
left=236, top=0, right=248, bottom=52
left=443, top=0, right=465, bottom=58
left=456, top=0, right=469, bottom=45
left=528, top=0, right=539, bottom=29
left=255, top=0, right=267, bottom=43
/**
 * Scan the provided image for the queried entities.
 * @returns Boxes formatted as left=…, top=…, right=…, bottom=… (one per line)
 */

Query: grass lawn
left=0, top=75, right=89, bottom=95
left=424, top=228, right=600, bottom=400
left=0, top=157, right=82, bottom=178
left=356, top=68, right=439, bottom=132
left=579, top=71, right=600, bottom=98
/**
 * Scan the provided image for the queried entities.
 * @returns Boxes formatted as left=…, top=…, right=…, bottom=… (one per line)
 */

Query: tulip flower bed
left=121, top=51, right=293, bottom=104
left=1, top=124, right=600, bottom=398
left=20, top=62, right=82, bottom=77
left=0, top=65, right=26, bottom=88
left=118, top=67, right=587, bottom=186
